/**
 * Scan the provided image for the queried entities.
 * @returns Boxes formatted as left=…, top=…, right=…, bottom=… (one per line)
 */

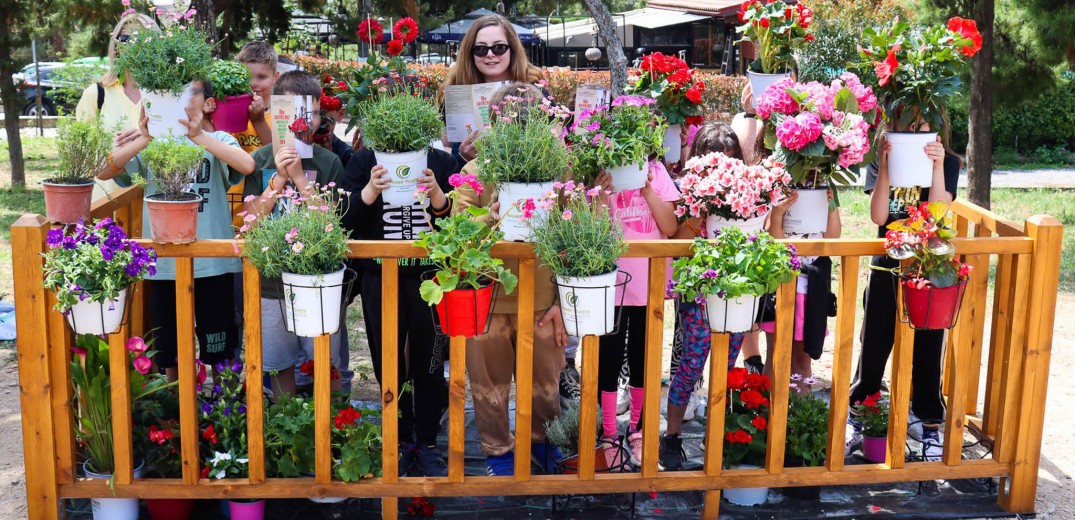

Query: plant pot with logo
left=281, top=265, right=350, bottom=337
left=205, top=60, right=253, bottom=132
left=566, top=95, right=665, bottom=194
left=781, top=186, right=830, bottom=234
left=358, top=89, right=444, bottom=207
left=84, top=460, right=146, bottom=520
left=45, top=115, right=113, bottom=223
left=137, top=138, right=206, bottom=244
left=676, top=151, right=790, bottom=239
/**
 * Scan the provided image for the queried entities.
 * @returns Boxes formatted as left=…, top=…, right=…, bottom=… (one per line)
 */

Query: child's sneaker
left=559, top=365, right=580, bottom=402
left=399, top=442, right=418, bottom=477
left=531, top=443, right=564, bottom=475
left=659, top=434, right=685, bottom=471
left=486, top=451, right=515, bottom=476
left=627, top=430, right=644, bottom=467
left=921, top=428, right=943, bottom=462
left=415, top=444, right=447, bottom=477
left=744, top=355, right=764, bottom=375
left=844, top=416, right=863, bottom=457
left=600, top=436, right=631, bottom=473
left=682, top=387, right=704, bottom=422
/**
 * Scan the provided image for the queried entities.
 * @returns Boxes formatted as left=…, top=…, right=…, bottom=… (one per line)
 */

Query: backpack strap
left=96, top=83, right=105, bottom=111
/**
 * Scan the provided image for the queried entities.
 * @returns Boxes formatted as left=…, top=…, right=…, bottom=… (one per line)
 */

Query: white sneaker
left=682, top=386, right=706, bottom=422
left=922, top=428, right=944, bottom=462
left=845, top=417, right=864, bottom=457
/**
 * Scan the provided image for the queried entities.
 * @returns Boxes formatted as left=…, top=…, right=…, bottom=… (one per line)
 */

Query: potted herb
left=876, top=201, right=972, bottom=329
left=114, top=15, right=213, bottom=139
left=239, top=184, right=351, bottom=337
left=624, top=52, right=706, bottom=163
left=675, top=151, right=791, bottom=236
left=854, top=16, right=982, bottom=187
left=671, top=231, right=800, bottom=333
left=44, top=115, right=112, bottom=224
left=137, top=137, right=205, bottom=244
left=474, top=93, right=570, bottom=241
left=757, top=72, right=881, bottom=233
left=42, top=218, right=157, bottom=335
left=543, top=400, right=613, bottom=474
left=783, top=374, right=828, bottom=500
left=736, top=0, right=813, bottom=109
left=199, top=361, right=264, bottom=518
left=567, top=96, right=666, bottom=192
left=723, top=367, right=772, bottom=505
left=852, top=392, right=890, bottom=463
left=530, top=181, right=627, bottom=336
left=206, top=59, right=252, bottom=132
left=414, top=173, right=518, bottom=337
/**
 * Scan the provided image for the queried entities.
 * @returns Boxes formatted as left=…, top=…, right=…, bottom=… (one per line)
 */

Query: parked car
left=17, top=60, right=105, bottom=117
left=11, top=62, right=64, bottom=85
left=417, top=53, right=444, bottom=64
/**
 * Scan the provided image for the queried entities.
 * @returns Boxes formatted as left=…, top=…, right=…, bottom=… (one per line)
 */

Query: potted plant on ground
left=853, top=16, right=982, bottom=187
left=44, top=115, right=112, bottom=224
left=783, top=374, right=828, bottom=500
left=136, top=137, right=205, bottom=244
left=114, top=12, right=213, bottom=139
left=474, top=91, right=570, bottom=241
left=671, top=230, right=800, bottom=333
left=722, top=367, right=772, bottom=505
left=757, top=72, right=881, bottom=233
left=42, top=218, right=158, bottom=335
left=530, top=181, right=627, bottom=336
left=205, top=59, right=252, bottom=133
left=200, top=361, right=263, bottom=518
left=140, top=379, right=201, bottom=520
left=415, top=173, right=518, bottom=337
left=332, top=404, right=383, bottom=483
left=624, top=51, right=707, bottom=163
left=675, top=151, right=791, bottom=236
left=852, top=392, right=890, bottom=463
left=544, top=400, right=615, bottom=474
left=567, top=96, right=666, bottom=192
left=736, top=0, right=813, bottom=109
left=876, top=201, right=972, bottom=329
left=240, top=184, right=351, bottom=337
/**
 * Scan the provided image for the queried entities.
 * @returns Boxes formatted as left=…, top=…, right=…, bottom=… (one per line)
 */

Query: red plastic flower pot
left=902, top=279, right=967, bottom=330
left=435, top=284, right=494, bottom=338
left=146, top=498, right=197, bottom=520
left=42, top=180, right=94, bottom=224
left=210, top=93, right=252, bottom=133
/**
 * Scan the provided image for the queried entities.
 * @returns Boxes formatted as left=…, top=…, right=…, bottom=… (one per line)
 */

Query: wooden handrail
left=90, top=185, right=144, bottom=219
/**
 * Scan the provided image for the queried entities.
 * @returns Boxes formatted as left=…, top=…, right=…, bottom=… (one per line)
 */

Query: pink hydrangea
left=838, top=72, right=878, bottom=113
left=775, top=112, right=823, bottom=151
left=755, top=77, right=798, bottom=119
left=802, top=81, right=836, bottom=121
left=823, top=112, right=871, bottom=167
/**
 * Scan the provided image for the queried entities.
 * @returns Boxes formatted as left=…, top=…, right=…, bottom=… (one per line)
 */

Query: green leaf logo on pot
left=144, top=99, right=153, bottom=110
left=564, top=291, right=579, bottom=308
left=395, top=165, right=411, bottom=179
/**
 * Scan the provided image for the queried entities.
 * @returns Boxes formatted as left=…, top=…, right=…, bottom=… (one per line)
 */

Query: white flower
left=237, top=458, right=249, bottom=464
left=213, top=469, right=226, bottom=479
left=176, top=57, right=185, bottom=64
left=210, top=451, right=232, bottom=464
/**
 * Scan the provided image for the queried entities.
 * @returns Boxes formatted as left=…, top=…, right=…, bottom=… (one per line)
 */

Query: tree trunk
left=582, top=0, right=627, bottom=98
left=0, top=20, right=26, bottom=187
left=966, top=0, right=994, bottom=208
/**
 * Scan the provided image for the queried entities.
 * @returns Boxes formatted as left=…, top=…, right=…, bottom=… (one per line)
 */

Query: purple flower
left=231, top=360, right=242, bottom=373
left=124, top=262, right=141, bottom=277
left=748, top=234, right=758, bottom=242
left=212, top=384, right=222, bottom=394
left=61, top=236, right=77, bottom=250
left=201, top=402, right=212, bottom=414
left=94, top=217, right=114, bottom=229
left=100, top=245, right=115, bottom=261
left=223, top=405, right=231, bottom=417
left=238, top=404, right=247, bottom=415
left=702, top=269, right=719, bottom=279
left=694, top=294, right=707, bottom=305
left=46, top=229, right=63, bottom=247
left=147, top=265, right=157, bottom=276
left=665, top=279, right=676, bottom=299
left=611, top=95, right=656, bottom=107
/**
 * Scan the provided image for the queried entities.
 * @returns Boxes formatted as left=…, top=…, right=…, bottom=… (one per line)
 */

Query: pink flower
left=284, top=227, right=299, bottom=244
left=561, top=210, right=573, bottom=220
left=839, top=72, right=878, bottom=113
left=292, top=242, right=305, bottom=253
left=325, top=224, right=334, bottom=232
left=802, top=81, right=835, bottom=120
left=520, top=198, right=537, bottom=219
left=132, top=355, right=152, bottom=375
left=126, top=336, right=148, bottom=353
left=755, top=77, right=798, bottom=119
left=775, top=112, right=823, bottom=151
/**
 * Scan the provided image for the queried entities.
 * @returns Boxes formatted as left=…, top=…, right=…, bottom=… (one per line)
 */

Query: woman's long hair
left=443, top=14, right=543, bottom=88
left=100, top=13, right=156, bottom=86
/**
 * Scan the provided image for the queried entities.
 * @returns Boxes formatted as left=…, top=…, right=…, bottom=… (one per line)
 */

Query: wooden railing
left=13, top=187, right=1063, bottom=519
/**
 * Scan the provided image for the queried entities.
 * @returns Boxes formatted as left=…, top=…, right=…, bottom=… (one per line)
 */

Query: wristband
left=685, top=218, right=701, bottom=236
left=107, top=152, right=124, bottom=175
left=431, top=198, right=451, bottom=216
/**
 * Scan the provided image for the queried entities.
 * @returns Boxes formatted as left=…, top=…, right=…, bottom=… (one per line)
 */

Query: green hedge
left=949, top=78, right=1075, bottom=154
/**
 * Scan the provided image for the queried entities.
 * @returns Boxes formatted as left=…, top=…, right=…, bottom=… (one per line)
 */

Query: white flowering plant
left=114, top=10, right=213, bottom=96
left=237, top=184, right=351, bottom=277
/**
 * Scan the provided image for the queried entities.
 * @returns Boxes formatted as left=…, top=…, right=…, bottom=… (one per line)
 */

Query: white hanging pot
left=723, top=464, right=770, bottom=505
left=281, top=266, right=346, bottom=337
left=885, top=132, right=938, bottom=188
left=746, top=71, right=792, bottom=110
left=67, top=289, right=127, bottom=336
left=782, top=188, right=829, bottom=234
left=706, top=212, right=768, bottom=238
left=497, top=181, right=556, bottom=242
left=607, top=162, right=648, bottom=193
left=84, top=460, right=144, bottom=520
left=705, top=293, right=760, bottom=334
left=142, top=89, right=194, bottom=140
left=373, top=149, right=428, bottom=207
left=555, top=270, right=619, bottom=336
left=663, top=124, right=682, bottom=163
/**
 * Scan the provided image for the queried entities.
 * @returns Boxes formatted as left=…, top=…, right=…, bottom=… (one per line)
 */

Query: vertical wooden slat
left=315, top=334, right=332, bottom=483
left=12, top=215, right=61, bottom=520
left=46, top=290, right=75, bottom=484
left=826, top=256, right=858, bottom=471
left=243, top=261, right=265, bottom=484
left=764, top=280, right=795, bottom=473
left=128, top=199, right=146, bottom=339
left=993, top=254, right=1030, bottom=466
left=983, top=254, right=1014, bottom=437
left=641, top=258, right=665, bottom=477
left=887, top=315, right=915, bottom=469
left=945, top=216, right=970, bottom=397
left=381, top=260, right=400, bottom=519
left=448, top=335, right=467, bottom=482
left=109, top=330, right=134, bottom=484
left=703, top=490, right=721, bottom=519
left=175, top=258, right=200, bottom=484
left=577, top=335, right=600, bottom=480
left=513, top=257, right=536, bottom=481
left=943, top=297, right=970, bottom=466
left=703, top=333, right=730, bottom=475
left=963, top=225, right=993, bottom=416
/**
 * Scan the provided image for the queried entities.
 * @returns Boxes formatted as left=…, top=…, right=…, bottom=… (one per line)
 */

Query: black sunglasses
left=471, top=43, right=510, bottom=57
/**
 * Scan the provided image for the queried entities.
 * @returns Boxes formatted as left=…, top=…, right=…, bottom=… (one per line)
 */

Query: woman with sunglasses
left=441, top=14, right=545, bottom=165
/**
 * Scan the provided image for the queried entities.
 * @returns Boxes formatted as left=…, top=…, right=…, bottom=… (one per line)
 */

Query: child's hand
left=592, top=170, right=613, bottom=205
left=274, top=146, right=299, bottom=177
left=878, top=139, right=892, bottom=177
left=417, top=169, right=445, bottom=205
left=367, top=165, right=390, bottom=193
left=772, top=190, right=799, bottom=216
left=924, top=138, right=945, bottom=162
left=490, top=200, right=501, bottom=220
left=459, top=132, right=477, bottom=161
left=249, top=92, right=268, bottom=119
left=741, top=83, right=755, bottom=115
left=179, top=103, right=204, bottom=141
left=538, top=304, right=567, bottom=349
left=640, top=171, right=656, bottom=197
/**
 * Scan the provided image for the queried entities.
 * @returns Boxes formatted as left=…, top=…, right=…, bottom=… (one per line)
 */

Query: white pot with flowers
left=675, top=152, right=790, bottom=237
left=736, top=0, right=814, bottom=109
left=567, top=96, right=666, bottom=193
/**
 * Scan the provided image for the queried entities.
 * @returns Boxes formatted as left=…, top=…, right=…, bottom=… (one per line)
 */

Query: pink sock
left=601, top=391, right=619, bottom=438
left=629, top=386, right=645, bottom=432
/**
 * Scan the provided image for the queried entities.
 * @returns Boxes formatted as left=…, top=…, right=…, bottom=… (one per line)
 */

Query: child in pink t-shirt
left=591, top=160, right=679, bottom=470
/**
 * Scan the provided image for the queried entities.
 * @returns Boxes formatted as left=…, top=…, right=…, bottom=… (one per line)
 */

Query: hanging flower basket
left=900, top=278, right=968, bottom=330
left=554, top=271, right=631, bottom=337
left=279, top=265, right=357, bottom=338
left=705, top=293, right=762, bottom=334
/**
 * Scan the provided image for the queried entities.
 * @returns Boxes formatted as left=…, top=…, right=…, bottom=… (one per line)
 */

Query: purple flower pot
left=228, top=500, right=265, bottom=520
left=862, top=435, right=888, bottom=463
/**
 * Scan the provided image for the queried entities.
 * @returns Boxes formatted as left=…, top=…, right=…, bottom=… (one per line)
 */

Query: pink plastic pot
left=211, top=94, right=252, bottom=132
left=228, top=499, right=265, bottom=520
left=862, top=435, right=888, bottom=463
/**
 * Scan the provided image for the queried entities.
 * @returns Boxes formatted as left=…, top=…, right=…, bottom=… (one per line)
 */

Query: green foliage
left=48, top=60, right=108, bottom=110
left=42, top=219, right=157, bottom=310
left=671, top=231, right=801, bottom=302
left=566, top=99, right=666, bottom=183
left=877, top=201, right=967, bottom=288
left=356, top=90, right=444, bottom=153
left=115, top=26, right=214, bottom=95
left=206, top=59, right=251, bottom=99
left=532, top=183, right=626, bottom=278
left=723, top=368, right=770, bottom=468
left=736, top=0, right=811, bottom=74
left=240, top=186, right=350, bottom=278
left=543, top=399, right=602, bottom=457
left=786, top=378, right=829, bottom=467
left=794, top=0, right=908, bottom=83
left=138, top=138, right=204, bottom=200
left=264, top=393, right=316, bottom=477
left=950, top=77, right=1075, bottom=154
left=200, top=361, right=249, bottom=479
left=474, top=102, right=570, bottom=185
left=52, top=115, right=112, bottom=184
left=333, top=406, right=383, bottom=482
left=852, top=392, right=890, bottom=438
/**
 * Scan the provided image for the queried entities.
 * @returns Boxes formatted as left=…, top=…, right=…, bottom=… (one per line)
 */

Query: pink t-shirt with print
left=610, top=161, right=680, bottom=306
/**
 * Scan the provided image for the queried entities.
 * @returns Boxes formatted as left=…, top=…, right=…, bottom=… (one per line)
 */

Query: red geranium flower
left=393, top=17, right=419, bottom=43
left=947, top=16, right=982, bottom=57
left=201, top=425, right=218, bottom=445
left=200, top=466, right=210, bottom=479
left=745, top=372, right=771, bottom=391
left=333, top=406, right=363, bottom=429
left=387, top=39, right=404, bottom=56
left=320, top=94, right=341, bottom=112
left=760, top=17, right=770, bottom=28
left=685, top=86, right=703, bottom=104
left=804, top=34, right=815, bottom=42
left=730, top=429, right=753, bottom=444
left=751, top=416, right=767, bottom=430
left=686, top=115, right=704, bottom=126
left=740, top=389, right=769, bottom=409
left=357, top=18, right=384, bottom=44
left=874, top=48, right=899, bottom=86
left=727, top=367, right=748, bottom=390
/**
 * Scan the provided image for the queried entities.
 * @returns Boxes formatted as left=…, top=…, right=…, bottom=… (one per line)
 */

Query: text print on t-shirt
left=382, top=201, right=431, bottom=240
left=613, top=190, right=659, bottom=235
left=194, top=157, right=212, bottom=213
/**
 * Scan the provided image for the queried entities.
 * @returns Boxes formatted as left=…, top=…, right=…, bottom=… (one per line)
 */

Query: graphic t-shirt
left=863, top=155, right=960, bottom=237
left=610, top=160, right=680, bottom=306
left=227, top=113, right=273, bottom=227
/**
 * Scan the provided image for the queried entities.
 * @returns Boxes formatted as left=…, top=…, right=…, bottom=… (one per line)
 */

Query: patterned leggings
left=667, top=300, right=744, bottom=406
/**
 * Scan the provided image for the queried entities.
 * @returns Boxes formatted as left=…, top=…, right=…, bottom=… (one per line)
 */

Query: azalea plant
left=786, top=374, right=828, bottom=467
left=239, top=184, right=351, bottom=278
left=200, top=360, right=249, bottom=479
left=854, top=16, right=983, bottom=131
left=567, top=96, right=666, bottom=183
left=674, top=151, right=791, bottom=221
left=671, top=230, right=801, bottom=304
left=723, top=367, right=771, bottom=468
left=113, top=10, right=213, bottom=96
left=137, top=138, right=205, bottom=200
left=42, top=218, right=158, bottom=311
left=530, top=181, right=627, bottom=278
left=852, top=392, right=890, bottom=438
left=624, top=52, right=706, bottom=126
left=414, top=173, right=518, bottom=305
left=876, top=201, right=972, bottom=288
left=736, top=0, right=814, bottom=74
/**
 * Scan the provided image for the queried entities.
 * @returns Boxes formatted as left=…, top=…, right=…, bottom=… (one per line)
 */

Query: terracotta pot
left=557, top=446, right=613, bottom=475
left=903, top=279, right=967, bottom=330
left=435, top=284, right=495, bottom=338
left=42, top=180, right=94, bottom=224
left=146, top=193, right=202, bottom=244
left=146, top=498, right=196, bottom=520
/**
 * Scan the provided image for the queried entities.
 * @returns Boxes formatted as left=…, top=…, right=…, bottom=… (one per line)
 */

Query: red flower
left=685, top=86, right=703, bottom=104
left=804, top=34, right=815, bottom=42
left=724, top=431, right=737, bottom=443
left=337, top=80, right=347, bottom=90
left=201, top=425, right=218, bottom=445
left=863, top=392, right=881, bottom=408
left=387, top=39, right=404, bottom=57
left=357, top=18, right=384, bottom=44
left=760, top=17, right=770, bottom=28
left=334, top=407, right=363, bottom=429
left=322, top=74, right=334, bottom=84
left=727, top=429, right=753, bottom=444
left=686, top=115, right=704, bottom=126
left=745, top=372, right=771, bottom=391
left=874, top=48, right=899, bottom=86
left=200, top=466, right=210, bottom=479
left=393, top=17, right=419, bottom=43
left=740, top=389, right=769, bottom=409
left=668, top=68, right=692, bottom=85
left=407, top=497, right=435, bottom=517
left=957, top=262, right=973, bottom=278
left=947, top=16, right=982, bottom=57
left=751, top=416, right=767, bottom=431
left=320, top=94, right=342, bottom=112
left=289, top=117, right=309, bottom=134
left=727, top=367, right=748, bottom=390
left=784, top=8, right=792, bottom=19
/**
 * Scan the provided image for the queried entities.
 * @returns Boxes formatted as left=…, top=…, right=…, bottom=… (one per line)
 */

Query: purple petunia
left=702, top=269, right=719, bottom=279
left=201, top=402, right=213, bottom=414
left=46, top=229, right=63, bottom=247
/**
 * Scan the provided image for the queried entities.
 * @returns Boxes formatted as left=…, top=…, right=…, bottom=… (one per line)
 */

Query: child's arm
left=869, top=141, right=892, bottom=226
left=98, top=112, right=150, bottom=180
left=925, top=139, right=953, bottom=204
left=181, top=106, right=255, bottom=175
left=249, top=92, right=273, bottom=147
left=767, top=191, right=798, bottom=239
left=823, top=188, right=842, bottom=239
left=672, top=217, right=703, bottom=239
left=641, top=170, right=679, bottom=238
left=245, top=148, right=298, bottom=218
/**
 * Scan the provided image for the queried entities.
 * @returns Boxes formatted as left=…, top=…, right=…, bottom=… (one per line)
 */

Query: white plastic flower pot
left=706, top=213, right=768, bottom=238
left=782, top=188, right=829, bottom=234
left=143, top=89, right=194, bottom=140
left=556, top=270, right=619, bottom=337
left=705, top=293, right=760, bottom=334
left=498, top=181, right=555, bottom=242
left=663, top=124, right=682, bottom=163
left=374, top=149, right=428, bottom=207
left=67, top=289, right=127, bottom=336
left=885, top=132, right=939, bottom=188
left=85, top=460, right=144, bottom=520
left=747, top=71, right=792, bottom=110
left=723, top=464, right=770, bottom=505
left=608, top=162, right=648, bottom=193
left=281, top=266, right=345, bottom=337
